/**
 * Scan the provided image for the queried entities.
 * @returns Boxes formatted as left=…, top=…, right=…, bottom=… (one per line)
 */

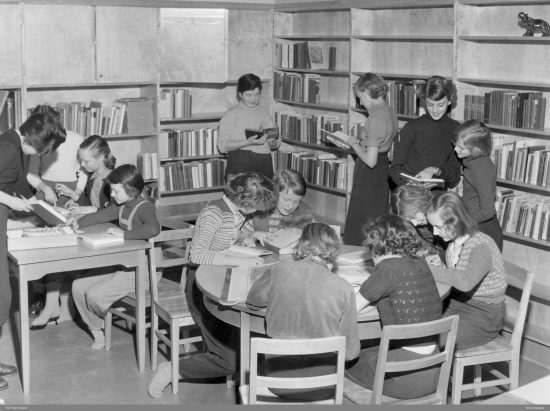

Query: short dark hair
left=19, top=112, right=67, bottom=154
left=79, top=135, right=116, bottom=170
left=106, top=164, right=144, bottom=198
left=294, top=222, right=341, bottom=266
left=429, top=192, right=478, bottom=239
left=354, top=72, right=388, bottom=100
left=363, top=214, right=424, bottom=258
left=454, top=119, right=492, bottom=158
left=418, top=75, right=457, bottom=108
left=237, top=73, right=263, bottom=94
left=224, top=172, right=276, bottom=212
left=273, top=169, right=307, bottom=197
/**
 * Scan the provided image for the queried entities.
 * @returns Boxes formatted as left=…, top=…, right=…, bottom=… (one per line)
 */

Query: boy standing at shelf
left=0, top=112, right=66, bottom=391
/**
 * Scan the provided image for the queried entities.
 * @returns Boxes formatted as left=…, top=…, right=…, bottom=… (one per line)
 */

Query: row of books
left=136, top=152, right=159, bottom=181
left=143, top=184, right=158, bottom=199
left=463, top=91, right=546, bottom=130
left=0, top=90, right=21, bottom=133
left=492, top=134, right=550, bottom=187
left=158, top=127, right=221, bottom=159
left=386, top=80, right=426, bottom=117
left=159, top=88, right=192, bottom=120
left=273, top=72, right=326, bottom=104
left=497, top=189, right=550, bottom=242
left=159, top=158, right=226, bottom=192
left=274, top=111, right=344, bottom=146
left=276, top=148, right=349, bottom=191
left=274, top=42, right=336, bottom=71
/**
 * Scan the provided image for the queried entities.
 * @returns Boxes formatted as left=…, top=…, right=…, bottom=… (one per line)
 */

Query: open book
left=336, top=249, right=370, bottom=265
left=321, top=129, right=351, bottom=149
left=220, top=244, right=273, bottom=258
left=29, top=199, right=69, bottom=226
left=79, top=232, right=124, bottom=247
left=7, top=225, right=78, bottom=251
left=400, top=172, right=445, bottom=185
left=263, top=227, right=302, bottom=255
left=244, top=127, right=279, bottom=140
left=220, top=262, right=277, bottom=305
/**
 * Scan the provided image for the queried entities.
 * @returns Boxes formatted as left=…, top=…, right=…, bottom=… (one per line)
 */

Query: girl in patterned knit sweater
left=426, top=191, right=507, bottom=350
left=345, top=214, right=443, bottom=400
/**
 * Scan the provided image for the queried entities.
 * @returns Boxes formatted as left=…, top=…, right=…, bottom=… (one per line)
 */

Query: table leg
left=17, top=268, right=30, bottom=394
left=135, top=250, right=146, bottom=372
left=239, top=311, right=251, bottom=386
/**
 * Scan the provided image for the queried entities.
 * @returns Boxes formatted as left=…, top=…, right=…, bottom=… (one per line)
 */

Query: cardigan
left=462, top=156, right=498, bottom=223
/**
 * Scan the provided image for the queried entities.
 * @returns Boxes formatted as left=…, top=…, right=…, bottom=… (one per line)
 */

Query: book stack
left=159, top=158, right=226, bottom=192
left=463, top=90, right=546, bottom=130
left=116, top=97, right=155, bottom=133
left=386, top=80, right=425, bottom=117
left=275, top=111, right=344, bottom=146
left=159, top=88, right=192, bottom=119
left=158, top=127, right=220, bottom=159
left=7, top=226, right=78, bottom=251
left=136, top=152, right=159, bottom=180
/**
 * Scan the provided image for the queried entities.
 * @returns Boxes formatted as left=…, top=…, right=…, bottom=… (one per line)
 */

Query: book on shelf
left=0, top=89, right=11, bottom=133
left=159, top=158, right=225, bottom=192
left=137, top=152, right=158, bottom=180
left=79, top=232, right=125, bottom=247
left=321, top=129, right=351, bottom=149
left=400, top=172, right=444, bottom=185
left=263, top=227, right=302, bottom=255
left=244, top=127, right=279, bottom=140
left=328, top=46, right=336, bottom=71
left=220, top=262, right=277, bottom=305
left=7, top=225, right=78, bottom=251
left=307, top=41, right=325, bottom=70
left=159, top=127, right=220, bottom=159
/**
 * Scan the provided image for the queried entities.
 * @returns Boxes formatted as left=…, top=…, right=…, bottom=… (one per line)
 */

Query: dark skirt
left=0, top=205, right=12, bottom=327
left=343, top=153, right=390, bottom=246
left=478, top=215, right=503, bottom=252
left=225, top=149, right=274, bottom=180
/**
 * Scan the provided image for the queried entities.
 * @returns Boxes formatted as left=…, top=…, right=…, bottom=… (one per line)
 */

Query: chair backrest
left=148, top=224, right=194, bottom=302
left=372, top=315, right=459, bottom=405
left=248, top=336, right=346, bottom=405
left=503, top=261, right=536, bottom=356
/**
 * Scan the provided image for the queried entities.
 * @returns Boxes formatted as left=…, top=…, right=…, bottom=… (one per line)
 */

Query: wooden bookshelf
left=497, top=179, right=550, bottom=196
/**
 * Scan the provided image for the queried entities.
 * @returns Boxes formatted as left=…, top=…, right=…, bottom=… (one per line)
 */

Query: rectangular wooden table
left=8, top=230, right=150, bottom=394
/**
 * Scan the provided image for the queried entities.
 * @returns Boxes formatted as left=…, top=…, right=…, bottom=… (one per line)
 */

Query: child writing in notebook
left=345, top=214, right=443, bottom=400
left=71, top=164, right=160, bottom=350
left=246, top=222, right=360, bottom=402
left=453, top=120, right=503, bottom=250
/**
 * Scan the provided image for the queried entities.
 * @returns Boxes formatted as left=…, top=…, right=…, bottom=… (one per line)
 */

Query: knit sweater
left=189, top=197, right=245, bottom=265
left=462, top=156, right=498, bottom=223
left=430, top=232, right=507, bottom=304
left=242, top=202, right=315, bottom=237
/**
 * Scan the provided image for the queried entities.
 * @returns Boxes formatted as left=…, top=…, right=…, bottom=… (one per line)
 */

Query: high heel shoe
left=30, top=307, right=61, bottom=329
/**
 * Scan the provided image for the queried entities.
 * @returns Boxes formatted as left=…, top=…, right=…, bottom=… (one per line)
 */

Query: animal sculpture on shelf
left=517, top=12, right=550, bottom=37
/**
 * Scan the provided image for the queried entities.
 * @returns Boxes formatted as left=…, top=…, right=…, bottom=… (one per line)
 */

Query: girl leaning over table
left=70, top=164, right=160, bottom=350
left=246, top=222, right=360, bottom=402
left=345, top=214, right=443, bottom=400
left=148, top=171, right=277, bottom=399
left=0, top=112, right=66, bottom=391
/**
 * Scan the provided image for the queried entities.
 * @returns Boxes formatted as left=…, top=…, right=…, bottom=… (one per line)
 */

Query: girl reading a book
left=59, top=134, right=116, bottom=215
left=426, top=191, right=506, bottom=350
left=345, top=214, right=443, bottom=399
left=0, top=112, right=66, bottom=390
left=71, top=164, right=160, bottom=350
left=343, top=72, right=398, bottom=246
left=453, top=120, right=503, bottom=250
left=246, top=222, right=360, bottom=402
left=389, top=75, right=461, bottom=191
left=217, top=73, right=279, bottom=179
left=241, top=169, right=314, bottom=246
left=148, top=171, right=276, bottom=398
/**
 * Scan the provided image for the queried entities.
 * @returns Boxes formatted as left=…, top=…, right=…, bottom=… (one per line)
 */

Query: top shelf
left=458, top=77, right=550, bottom=90
left=459, top=36, right=550, bottom=44
left=459, top=0, right=550, bottom=5
left=275, top=35, right=350, bottom=41
left=353, top=35, right=453, bottom=42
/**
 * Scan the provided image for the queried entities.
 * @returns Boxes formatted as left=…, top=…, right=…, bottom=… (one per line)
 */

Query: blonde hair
left=293, top=223, right=341, bottom=266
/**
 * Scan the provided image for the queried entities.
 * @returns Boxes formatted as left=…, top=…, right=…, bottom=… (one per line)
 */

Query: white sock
left=148, top=361, right=173, bottom=399
left=91, top=329, right=105, bottom=350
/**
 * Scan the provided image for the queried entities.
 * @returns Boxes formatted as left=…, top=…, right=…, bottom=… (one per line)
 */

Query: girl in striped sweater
left=427, top=192, right=507, bottom=350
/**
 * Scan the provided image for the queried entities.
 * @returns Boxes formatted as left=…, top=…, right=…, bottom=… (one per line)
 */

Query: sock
left=91, top=329, right=105, bottom=350
left=148, top=361, right=173, bottom=399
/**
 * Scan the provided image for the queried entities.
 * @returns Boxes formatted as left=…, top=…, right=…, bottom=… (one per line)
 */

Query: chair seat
left=156, top=295, right=194, bottom=319
left=239, top=384, right=337, bottom=405
left=454, top=336, right=512, bottom=358
left=120, top=278, right=183, bottom=305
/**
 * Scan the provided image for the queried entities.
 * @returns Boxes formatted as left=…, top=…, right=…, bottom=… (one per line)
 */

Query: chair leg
left=226, top=374, right=235, bottom=389
left=151, top=311, right=158, bottom=370
left=170, top=320, right=180, bottom=395
left=510, top=359, right=519, bottom=390
left=451, top=360, right=464, bottom=405
left=474, top=365, right=482, bottom=397
left=104, top=311, right=112, bottom=351
left=182, top=327, right=191, bottom=353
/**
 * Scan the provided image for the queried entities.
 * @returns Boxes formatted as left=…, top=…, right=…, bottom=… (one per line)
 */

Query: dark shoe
left=0, top=363, right=17, bottom=377
left=30, top=298, right=45, bottom=317
left=0, top=376, right=7, bottom=391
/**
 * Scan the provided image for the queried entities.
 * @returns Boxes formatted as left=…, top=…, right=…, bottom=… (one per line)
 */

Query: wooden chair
left=450, top=261, right=535, bottom=404
left=239, top=336, right=346, bottom=405
left=344, top=315, right=459, bottom=405
left=104, top=224, right=203, bottom=394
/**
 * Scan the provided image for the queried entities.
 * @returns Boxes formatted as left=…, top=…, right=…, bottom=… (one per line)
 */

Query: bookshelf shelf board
left=160, top=186, right=224, bottom=196
left=351, top=72, right=431, bottom=80
left=497, top=179, right=550, bottom=195
left=102, top=131, right=156, bottom=139
left=274, top=4, right=349, bottom=12
left=281, top=138, right=352, bottom=155
left=397, top=114, right=417, bottom=121
left=275, top=99, right=349, bottom=113
left=352, top=35, right=453, bottom=42
left=503, top=232, right=550, bottom=252
left=307, top=183, right=347, bottom=197
left=160, top=154, right=226, bottom=162
left=350, top=108, right=368, bottom=115
left=457, top=77, right=550, bottom=90
left=26, top=82, right=156, bottom=90
left=459, top=36, right=550, bottom=44
left=460, top=0, right=550, bottom=6
left=275, top=68, right=349, bottom=77
left=486, top=124, right=550, bottom=139
left=352, top=0, right=454, bottom=8
left=275, top=35, right=350, bottom=41
left=160, top=113, right=224, bottom=124
left=161, top=79, right=269, bottom=87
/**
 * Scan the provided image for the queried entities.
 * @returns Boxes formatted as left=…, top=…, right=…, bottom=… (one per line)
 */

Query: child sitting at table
left=241, top=169, right=314, bottom=246
left=345, top=214, right=443, bottom=400
left=246, top=222, right=360, bottom=401
left=71, top=164, right=160, bottom=350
